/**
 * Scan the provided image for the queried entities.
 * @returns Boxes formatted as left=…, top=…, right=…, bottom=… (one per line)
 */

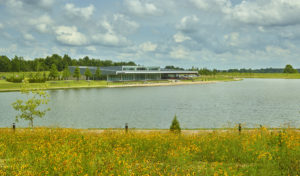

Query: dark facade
left=69, top=66, right=198, bottom=81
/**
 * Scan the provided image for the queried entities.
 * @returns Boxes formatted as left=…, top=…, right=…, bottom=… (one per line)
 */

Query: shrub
left=170, top=115, right=181, bottom=133
left=6, top=75, right=24, bottom=83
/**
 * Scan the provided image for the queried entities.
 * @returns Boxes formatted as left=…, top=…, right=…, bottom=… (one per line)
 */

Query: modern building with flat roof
left=69, top=66, right=198, bottom=81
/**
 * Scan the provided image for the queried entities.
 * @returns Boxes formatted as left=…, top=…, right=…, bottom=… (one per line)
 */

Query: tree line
left=197, top=64, right=299, bottom=75
left=0, top=54, right=136, bottom=72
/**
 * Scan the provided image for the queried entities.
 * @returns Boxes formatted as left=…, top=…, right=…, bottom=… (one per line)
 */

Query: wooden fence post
left=125, top=123, right=128, bottom=133
left=12, top=123, right=16, bottom=132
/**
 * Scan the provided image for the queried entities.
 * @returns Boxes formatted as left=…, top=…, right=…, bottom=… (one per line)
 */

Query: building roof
left=69, top=66, right=198, bottom=75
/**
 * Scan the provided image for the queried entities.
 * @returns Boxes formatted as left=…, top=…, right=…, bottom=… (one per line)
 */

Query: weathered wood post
left=12, top=123, right=16, bottom=132
left=125, top=123, right=128, bottom=133
left=238, top=123, right=241, bottom=134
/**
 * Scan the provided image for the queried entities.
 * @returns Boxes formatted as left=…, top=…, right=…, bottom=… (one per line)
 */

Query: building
left=69, top=66, right=198, bottom=81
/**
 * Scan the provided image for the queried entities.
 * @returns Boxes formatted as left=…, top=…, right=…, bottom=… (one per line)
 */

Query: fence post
left=125, top=123, right=128, bottom=133
left=12, top=123, right=16, bottom=132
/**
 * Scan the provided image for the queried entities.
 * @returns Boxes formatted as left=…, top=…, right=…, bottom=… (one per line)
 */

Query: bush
left=170, top=115, right=181, bottom=133
left=6, top=75, right=24, bottom=83
left=28, top=78, right=47, bottom=83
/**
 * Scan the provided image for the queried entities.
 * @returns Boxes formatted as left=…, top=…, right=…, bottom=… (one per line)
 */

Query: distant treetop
left=0, top=54, right=136, bottom=72
left=283, top=64, right=298, bottom=74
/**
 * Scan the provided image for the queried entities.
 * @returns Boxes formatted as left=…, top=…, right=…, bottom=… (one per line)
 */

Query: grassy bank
left=0, top=77, right=234, bottom=92
left=0, top=128, right=299, bottom=175
left=218, top=72, right=300, bottom=79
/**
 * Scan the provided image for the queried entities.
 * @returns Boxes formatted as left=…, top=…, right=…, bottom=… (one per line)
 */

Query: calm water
left=0, top=79, right=299, bottom=129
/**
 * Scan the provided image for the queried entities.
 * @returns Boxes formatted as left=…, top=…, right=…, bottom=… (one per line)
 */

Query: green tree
left=198, top=68, right=212, bottom=75
left=212, top=69, right=218, bottom=77
left=73, top=66, right=81, bottom=81
left=62, top=65, right=71, bottom=80
left=170, top=115, right=181, bottom=133
left=94, top=67, right=102, bottom=80
left=0, top=56, right=11, bottom=72
left=11, top=56, right=21, bottom=72
left=84, top=68, right=92, bottom=80
left=12, top=78, right=50, bottom=128
left=49, top=64, right=59, bottom=80
left=283, top=64, right=298, bottom=73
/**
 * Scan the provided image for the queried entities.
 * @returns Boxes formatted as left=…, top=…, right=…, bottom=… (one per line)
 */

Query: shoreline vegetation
left=0, top=72, right=300, bottom=92
left=0, top=75, right=239, bottom=92
left=0, top=127, right=299, bottom=175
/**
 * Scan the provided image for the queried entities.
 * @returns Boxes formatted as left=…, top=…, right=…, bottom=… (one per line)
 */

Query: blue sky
left=1, top=0, right=300, bottom=69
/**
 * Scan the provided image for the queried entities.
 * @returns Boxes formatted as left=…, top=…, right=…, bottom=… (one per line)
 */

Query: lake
left=0, top=79, right=299, bottom=129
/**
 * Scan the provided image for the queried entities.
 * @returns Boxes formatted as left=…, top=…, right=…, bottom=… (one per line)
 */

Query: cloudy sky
left=1, top=0, right=300, bottom=69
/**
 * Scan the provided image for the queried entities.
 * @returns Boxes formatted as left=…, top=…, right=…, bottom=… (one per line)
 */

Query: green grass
left=218, top=72, right=300, bottom=79
left=0, top=128, right=299, bottom=175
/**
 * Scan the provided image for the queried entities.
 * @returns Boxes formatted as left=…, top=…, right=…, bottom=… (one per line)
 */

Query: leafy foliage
left=170, top=115, right=181, bottom=133
left=94, top=67, right=102, bottom=80
left=73, top=66, right=81, bottom=80
left=6, top=74, right=24, bottom=83
left=62, top=65, right=71, bottom=80
left=48, top=64, right=59, bottom=80
left=283, top=64, right=298, bottom=73
left=0, top=54, right=136, bottom=72
left=11, top=78, right=50, bottom=128
left=84, top=68, right=92, bottom=80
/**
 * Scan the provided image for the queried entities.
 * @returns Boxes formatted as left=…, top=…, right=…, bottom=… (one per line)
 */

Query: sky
left=1, top=0, right=300, bottom=69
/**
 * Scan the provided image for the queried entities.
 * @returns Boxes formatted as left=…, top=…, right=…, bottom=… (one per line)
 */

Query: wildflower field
left=0, top=128, right=299, bottom=175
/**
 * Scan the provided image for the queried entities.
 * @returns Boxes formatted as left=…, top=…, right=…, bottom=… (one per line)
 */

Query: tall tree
left=283, top=64, right=298, bottom=73
left=62, top=65, right=71, bottom=80
left=94, top=67, right=102, bottom=80
left=73, top=66, right=81, bottom=81
left=49, top=64, right=59, bottom=80
left=62, top=54, right=72, bottom=69
left=84, top=67, right=92, bottom=80
left=12, top=78, right=50, bottom=128
left=0, top=56, right=11, bottom=72
left=11, top=56, right=21, bottom=72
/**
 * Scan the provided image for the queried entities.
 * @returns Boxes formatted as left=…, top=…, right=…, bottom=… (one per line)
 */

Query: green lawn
left=218, top=72, right=300, bottom=79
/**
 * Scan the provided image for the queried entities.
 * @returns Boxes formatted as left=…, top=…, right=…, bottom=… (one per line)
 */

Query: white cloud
left=92, top=33, right=126, bottom=46
left=0, top=44, right=17, bottom=53
left=173, top=32, right=191, bottom=43
left=39, top=0, right=54, bottom=8
left=54, top=26, right=88, bottom=46
left=190, top=0, right=300, bottom=27
left=170, top=46, right=190, bottom=59
left=29, top=14, right=53, bottom=33
left=112, top=14, right=139, bottom=35
left=190, top=0, right=232, bottom=13
left=0, top=23, right=3, bottom=29
left=86, top=46, right=97, bottom=52
left=23, top=33, right=34, bottom=41
left=92, top=16, right=136, bottom=46
left=125, top=0, right=162, bottom=16
left=176, top=15, right=199, bottom=32
left=6, top=0, right=23, bottom=8
left=229, top=0, right=300, bottom=26
left=224, top=32, right=239, bottom=46
left=140, top=42, right=157, bottom=52
left=65, top=3, right=95, bottom=20
left=266, top=46, right=290, bottom=56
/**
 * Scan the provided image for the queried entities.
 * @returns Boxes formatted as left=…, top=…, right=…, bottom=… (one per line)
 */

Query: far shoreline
left=0, top=78, right=241, bottom=92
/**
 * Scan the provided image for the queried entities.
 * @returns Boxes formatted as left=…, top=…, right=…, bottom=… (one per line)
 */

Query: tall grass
left=0, top=128, right=299, bottom=175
